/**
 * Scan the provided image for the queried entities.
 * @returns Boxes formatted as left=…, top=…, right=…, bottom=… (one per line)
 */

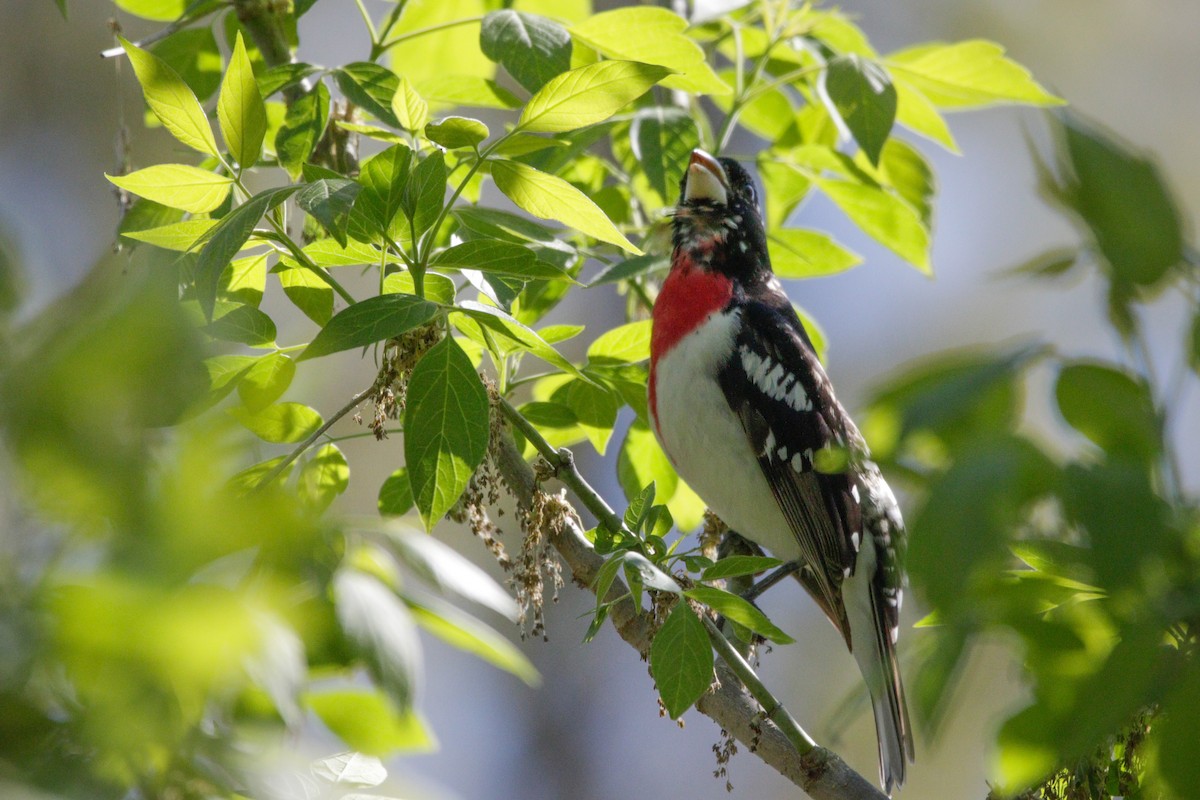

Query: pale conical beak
left=684, top=149, right=729, bottom=205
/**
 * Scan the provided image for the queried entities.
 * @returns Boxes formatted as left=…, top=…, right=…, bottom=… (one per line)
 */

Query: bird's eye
left=745, top=183, right=759, bottom=206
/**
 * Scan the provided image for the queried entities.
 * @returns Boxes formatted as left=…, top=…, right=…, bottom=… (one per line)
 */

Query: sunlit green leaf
left=121, top=36, right=219, bottom=156
left=277, top=263, right=333, bottom=326
left=298, top=294, right=438, bottom=361
left=815, top=177, right=930, bottom=273
left=683, top=586, right=794, bottom=644
left=433, top=239, right=569, bottom=280
left=887, top=40, right=1063, bottom=109
left=307, top=689, right=436, bottom=756
left=106, top=165, right=232, bottom=213
left=587, top=319, right=651, bottom=364
left=631, top=107, right=699, bottom=203
left=229, top=402, right=322, bottom=443
left=378, top=469, right=414, bottom=517
left=402, top=151, right=446, bottom=240
left=421, top=75, right=520, bottom=109
left=391, top=76, right=428, bottom=132
left=492, top=159, right=640, bottom=253
left=768, top=229, right=863, bottom=278
left=219, top=33, right=268, bottom=169
left=114, top=0, right=186, bottom=21
left=517, top=60, right=671, bottom=134
left=336, top=62, right=401, bottom=128
left=404, top=337, right=491, bottom=530
left=551, top=378, right=617, bottom=454
left=650, top=601, right=713, bottom=719
left=387, top=0, right=493, bottom=93
left=570, top=7, right=727, bottom=95
left=203, top=302, right=276, bottom=346
left=453, top=302, right=582, bottom=378
left=221, top=252, right=268, bottom=306
left=299, top=443, right=349, bottom=511
left=425, top=116, right=489, bottom=150
left=237, top=352, right=295, bottom=411
left=353, top=144, right=413, bottom=242
left=701, top=556, right=783, bottom=581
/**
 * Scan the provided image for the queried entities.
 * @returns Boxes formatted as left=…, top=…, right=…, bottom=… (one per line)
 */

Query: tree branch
left=491, top=403, right=886, bottom=800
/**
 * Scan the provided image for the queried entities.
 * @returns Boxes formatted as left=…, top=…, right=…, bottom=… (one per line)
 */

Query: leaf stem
left=701, top=615, right=816, bottom=754
left=372, top=16, right=487, bottom=60
left=353, top=0, right=378, bottom=45
left=254, top=386, right=374, bottom=490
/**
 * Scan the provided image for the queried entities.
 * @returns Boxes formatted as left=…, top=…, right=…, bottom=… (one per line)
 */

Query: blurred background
left=1, top=1, right=1196, bottom=798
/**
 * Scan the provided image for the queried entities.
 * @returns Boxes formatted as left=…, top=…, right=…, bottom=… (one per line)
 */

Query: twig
left=254, top=386, right=373, bottom=490
left=492, top=401, right=887, bottom=799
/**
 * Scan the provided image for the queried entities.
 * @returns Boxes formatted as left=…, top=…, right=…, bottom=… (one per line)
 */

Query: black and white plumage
left=649, top=149, right=914, bottom=793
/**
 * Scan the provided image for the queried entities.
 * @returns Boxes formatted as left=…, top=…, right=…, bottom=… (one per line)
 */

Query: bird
left=648, top=148, right=915, bottom=794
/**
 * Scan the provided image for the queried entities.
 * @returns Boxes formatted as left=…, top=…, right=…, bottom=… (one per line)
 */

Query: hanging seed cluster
left=361, top=323, right=442, bottom=440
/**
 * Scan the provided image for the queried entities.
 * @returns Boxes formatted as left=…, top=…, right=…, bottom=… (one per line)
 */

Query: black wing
left=716, top=299, right=863, bottom=638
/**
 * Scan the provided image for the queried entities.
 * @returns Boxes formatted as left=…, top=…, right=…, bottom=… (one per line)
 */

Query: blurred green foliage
left=16, top=0, right=1195, bottom=797
left=867, top=113, right=1199, bottom=799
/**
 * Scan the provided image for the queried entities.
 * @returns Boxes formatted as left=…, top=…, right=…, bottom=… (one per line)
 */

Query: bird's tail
left=849, top=586, right=915, bottom=795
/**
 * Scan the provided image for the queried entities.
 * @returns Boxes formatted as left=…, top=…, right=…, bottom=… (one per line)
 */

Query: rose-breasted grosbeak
left=649, top=149, right=914, bottom=793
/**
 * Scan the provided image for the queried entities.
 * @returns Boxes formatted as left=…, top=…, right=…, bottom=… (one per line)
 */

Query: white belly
left=652, top=311, right=802, bottom=562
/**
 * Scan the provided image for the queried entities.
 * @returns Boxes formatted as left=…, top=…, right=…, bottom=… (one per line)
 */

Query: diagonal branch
left=491, top=401, right=887, bottom=800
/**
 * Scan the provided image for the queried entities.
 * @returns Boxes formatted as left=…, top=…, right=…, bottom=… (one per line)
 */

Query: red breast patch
left=649, top=253, right=733, bottom=430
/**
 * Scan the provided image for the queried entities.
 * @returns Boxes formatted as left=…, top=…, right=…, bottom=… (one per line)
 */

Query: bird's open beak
left=684, top=149, right=729, bottom=205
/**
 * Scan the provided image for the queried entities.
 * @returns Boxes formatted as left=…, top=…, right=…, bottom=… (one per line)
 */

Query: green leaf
left=893, top=77, right=959, bottom=152
left=588, top=253, right=667, bottom=286
left=121, top=218, right=215, bottom=252
left=650, top=602, right=713, bottom=720
left=298, top=178, right=361, bottom=247
left=404, top=337, right=491, bottom=529
left=114, top=0, right=186, bottom=21
left=228, top=455, right=293, bottom=492
left=683, top=586, right=795, bottom=644
left=120, top=36, right=218, bottom=156
left=874, top=138, right=935, bottom=228
left=569, top=7, right=727, bottom=95
left=1159, top=663, right=1200, bottom=799
left=402, top=151, right=447, bottom=240
left=202, top=354, right=257, bottom=406
left=815, top=177, right=930, bottom=273
left=382, top=524, right=519, bottom=620
left=617, top=420, right=679, bottom=516
left=425, top=116, right=490, bottom=150
left=623, top=482, right=656, bottom=532
left=1060, top=114, right=1184, bottom=286
left=383, top=271, right=457, bottom=305
left=106, top=165, right=232, bottom=213
left=387, top=0, right=493, bottom=92
left=491, top=159, right=640, bottom=253
left=236, top=352, right=295, bottom=411
left=336, top=62, right=401, bottom=128
left=409, top=598, right=541, bottom=686
left=887, top=40, right=1063, bottom=109
left=701, top=556, right=783, bottom=581
left=219, top=33, right=268, bottom=169
left=758, top=160, right=812, bottom=229
left=334, top=568, right=423, bottom=711
left=354, top=144, right=413, bottom=241
left=453, top=303, right=582, bottom=378
left=221, top=252, right=268, bottom=306
left=195, top=185, right=299, bottom=319
left=203, top=303, right=276, bottom=346
left=276, top=82, right=330, bottom=178
left=587, top=319, right=651, bottom=364
left=307, top=689, right=435, bottom=756
left=299, top=443, right=349, bottom=511
left=277, top=264, right=333, bottom=326
left=551, top=378, right=617, bottom=454
left=298, top=294, right=439, bottom=362
left=151, top=26, right=222, bottom=103
left=480, top=9, right=572, bottom=93
left=258, top=62, right=320, bottom=99
left=391, top=76, right=428, bottom=132
left=821, top=54, right=897, bottom=166
left=433, top=239, right=569, bottom=280
left=229, top=401, right=322, bottom=443
left=1055, top=362, right=1159, bottom=463
left=421, top=75, right=520, bottom=109
left=517, top=60, right=671, bottom=134
left=53, top=0, right=67, bottom=19
left=631, top=107, right=700, bottom=203
left=378, top=469, right=414, bottom=517
left=768, top=229, right=863, bottom=278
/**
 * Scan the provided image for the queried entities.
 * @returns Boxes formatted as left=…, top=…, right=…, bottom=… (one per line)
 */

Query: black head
left=672, top=149, right=770, bottom=280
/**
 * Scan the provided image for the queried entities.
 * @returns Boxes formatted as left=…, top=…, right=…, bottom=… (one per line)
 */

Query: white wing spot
left=850, top=485, right=860, bottom=503
left=738, top=241, right=748, bottom=252
left=763, top=430, right=776, bottom=458
left=785, top=381, right=811, bottom=412
left=790, top=452, right=804, bottom=472
left=776, top=445, right=788, bottom=461
left=843, top=566, right=852, bottom=578
left=850, top=531, right=860, bottom=552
